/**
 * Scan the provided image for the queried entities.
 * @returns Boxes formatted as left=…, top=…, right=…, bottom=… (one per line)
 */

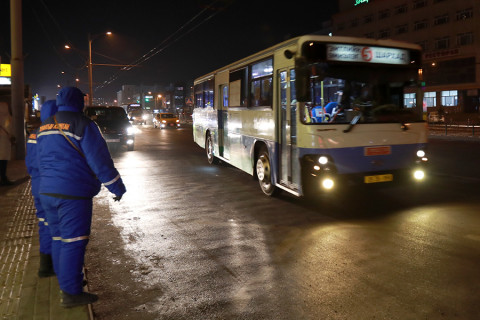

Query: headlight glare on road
left=126, top=127, right=135, bottom=135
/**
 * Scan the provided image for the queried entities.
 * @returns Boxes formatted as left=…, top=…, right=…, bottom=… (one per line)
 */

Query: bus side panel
left=227, top=109, right=276, bottom=175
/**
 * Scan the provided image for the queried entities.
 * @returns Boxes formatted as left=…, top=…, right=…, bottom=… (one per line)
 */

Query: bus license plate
left=364, top=174, right=393, bottom=184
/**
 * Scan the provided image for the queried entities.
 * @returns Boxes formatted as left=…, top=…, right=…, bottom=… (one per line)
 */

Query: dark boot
left=38, top=253, right=56, bottom=278
left=61, top=291, right=98, bottom=308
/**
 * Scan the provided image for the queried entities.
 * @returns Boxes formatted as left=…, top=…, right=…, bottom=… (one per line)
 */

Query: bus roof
left=194, top=34, right=422, bottom=84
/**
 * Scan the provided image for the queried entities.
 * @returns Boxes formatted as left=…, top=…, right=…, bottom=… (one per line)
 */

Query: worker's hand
left=113, top=194, right=122, bottom=202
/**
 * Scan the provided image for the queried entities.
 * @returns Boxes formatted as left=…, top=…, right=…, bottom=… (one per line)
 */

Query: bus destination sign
left=327, top=44, right=410, bottom=65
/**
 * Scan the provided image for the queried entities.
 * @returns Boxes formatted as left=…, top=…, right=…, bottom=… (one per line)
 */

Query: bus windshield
left=301, top=62, right=421, bottom=125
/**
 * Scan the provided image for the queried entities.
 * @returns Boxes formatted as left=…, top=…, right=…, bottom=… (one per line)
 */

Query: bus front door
left=218, top=84, right=230, bottom=159
left=279, top=69, right=299, bottom=191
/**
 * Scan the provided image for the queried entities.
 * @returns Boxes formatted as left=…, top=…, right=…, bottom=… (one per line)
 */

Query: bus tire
left=256, top=147, right=278, bottom=196
left=206, top=133, right=218, bottom=164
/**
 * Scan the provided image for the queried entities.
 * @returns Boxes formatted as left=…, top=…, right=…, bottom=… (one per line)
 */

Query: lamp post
left=88, top=31, right=112, bottom=106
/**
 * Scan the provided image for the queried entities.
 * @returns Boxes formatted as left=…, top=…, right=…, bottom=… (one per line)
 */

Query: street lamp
left=88, top=31, right=112, bottom=106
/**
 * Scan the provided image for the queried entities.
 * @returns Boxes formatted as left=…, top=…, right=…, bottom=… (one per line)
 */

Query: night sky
left=1, top=0, right=338, bottom=101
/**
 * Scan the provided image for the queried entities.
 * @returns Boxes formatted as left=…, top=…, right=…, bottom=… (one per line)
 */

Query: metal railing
left=428, top=121, right=480, bottom=137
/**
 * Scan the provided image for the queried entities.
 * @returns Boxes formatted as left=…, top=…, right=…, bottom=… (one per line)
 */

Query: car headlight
left=162, top=120, right=166, bottom=123
left=126, top=127, right=135, bottom=135
left=176, top=119, right=180, bottom=123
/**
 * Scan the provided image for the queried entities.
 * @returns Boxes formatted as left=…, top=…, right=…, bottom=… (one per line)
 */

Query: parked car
left=85, top=106, right=135, bottom=151
left=153, top=112, right=180, bottom=129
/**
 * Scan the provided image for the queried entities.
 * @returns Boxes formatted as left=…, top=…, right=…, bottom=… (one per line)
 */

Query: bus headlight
left=413, top=169, right=425, bottom=181
left=321, top=178, right=335, bottom=190
left=319, top=156, right=329, bottom=165
left=416, top=150, right=428, bottom=162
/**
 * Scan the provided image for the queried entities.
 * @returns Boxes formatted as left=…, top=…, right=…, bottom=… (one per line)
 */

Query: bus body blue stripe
left=299, top=143, right=425, bottom=174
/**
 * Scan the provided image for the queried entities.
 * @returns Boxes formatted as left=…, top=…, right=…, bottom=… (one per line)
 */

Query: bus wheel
left=206, top=133, right=217, bottom=164
left=256, top=147, right=277, bottom=196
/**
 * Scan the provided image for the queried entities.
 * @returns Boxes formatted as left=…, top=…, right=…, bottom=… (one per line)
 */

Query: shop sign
left=355, top=0, right=369, bottom=6
left=0, top=64, right=11, bottom=77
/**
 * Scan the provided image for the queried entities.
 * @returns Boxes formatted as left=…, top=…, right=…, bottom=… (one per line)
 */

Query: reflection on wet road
left=86, top=126, right=480, bottom=320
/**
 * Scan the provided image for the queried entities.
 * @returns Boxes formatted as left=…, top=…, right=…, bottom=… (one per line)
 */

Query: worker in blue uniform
left=37, top=87, right=126, bottom=308
left=25, top=100, right=58, bottom=277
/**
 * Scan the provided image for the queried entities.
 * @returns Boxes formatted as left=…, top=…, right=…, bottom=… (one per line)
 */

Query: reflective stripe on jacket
left=37, top=108, right=126, bottom=198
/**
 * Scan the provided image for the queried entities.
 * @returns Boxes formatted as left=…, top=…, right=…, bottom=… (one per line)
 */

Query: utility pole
left=10, top=0, right=25, bottom=159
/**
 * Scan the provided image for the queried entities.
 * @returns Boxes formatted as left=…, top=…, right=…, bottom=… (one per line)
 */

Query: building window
left=379, top=9, right=390, bottom=19
left=456, top=8, right=473, bottom=20
left=414, top=20, right=428, bottom=31
left=379, top=29, right=390, bottom=39
left=416, top=40, right=428, bottom=51
left=424, top=92, right=436, bottom=107
left=457, top=32, right=474, bottom=46
left=395, top=4, right=408, bottom=14
left=364, top=14, right=374, bottom=23
left=396, top=24, right=408, bottom=35
left=434, top=14, right=449, bottom=25
left=364, top=32, right=375, bottom=38
left=441, top=90, right=458, bottom=106
left=435, top=37, right=449, bottom=50
left=404, top=93, right=416, bottom=108
left=413, top=0, right=427, bottom=9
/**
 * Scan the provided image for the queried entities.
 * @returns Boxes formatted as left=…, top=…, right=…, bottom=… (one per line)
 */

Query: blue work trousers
left=40, top=195, right=92, bottom=295
left=33, top=197, right=52, bottom=255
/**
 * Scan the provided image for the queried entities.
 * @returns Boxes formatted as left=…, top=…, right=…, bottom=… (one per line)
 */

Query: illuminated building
left=333, top=0, right=480, bottom=114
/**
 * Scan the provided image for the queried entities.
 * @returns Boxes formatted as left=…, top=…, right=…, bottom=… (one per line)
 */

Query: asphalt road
left=85, top=125, right=480, bottom=320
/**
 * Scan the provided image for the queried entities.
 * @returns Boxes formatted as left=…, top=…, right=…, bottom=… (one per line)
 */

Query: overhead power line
left=95, top=0, right=231, bottom=91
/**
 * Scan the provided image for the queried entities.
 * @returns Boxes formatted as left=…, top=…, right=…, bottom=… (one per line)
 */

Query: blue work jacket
left=37, top=106, right=126, bottom=198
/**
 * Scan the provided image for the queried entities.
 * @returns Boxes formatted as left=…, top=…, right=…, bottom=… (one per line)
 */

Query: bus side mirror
left=295, top=58, right=310, bottom=102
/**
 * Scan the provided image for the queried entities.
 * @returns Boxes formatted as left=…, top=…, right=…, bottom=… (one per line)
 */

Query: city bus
left=192, top=35, right=428, bottom=197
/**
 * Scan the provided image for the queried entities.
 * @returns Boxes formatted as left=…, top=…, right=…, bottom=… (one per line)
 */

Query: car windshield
left=86, top=108, right=128, bottom=122
left=301, top=63, right=421, bottom=124
left=161, top=114, right=175, bottom=118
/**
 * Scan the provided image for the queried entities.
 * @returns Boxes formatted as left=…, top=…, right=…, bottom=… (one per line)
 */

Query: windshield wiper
left=343, top=114, right=361, bottom=133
